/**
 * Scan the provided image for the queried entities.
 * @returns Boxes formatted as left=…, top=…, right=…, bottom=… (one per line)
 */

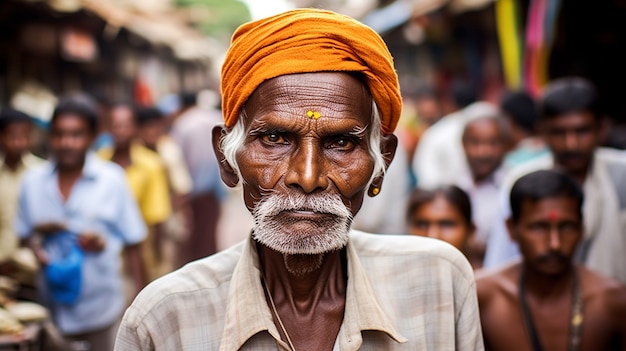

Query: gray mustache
left=253, top=192, right=353, bottom=220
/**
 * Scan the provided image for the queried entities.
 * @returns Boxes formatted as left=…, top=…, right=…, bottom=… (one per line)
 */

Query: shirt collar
left=47, top=152, right=99, bottom=180
left=220, top=232, right=407, bottom=350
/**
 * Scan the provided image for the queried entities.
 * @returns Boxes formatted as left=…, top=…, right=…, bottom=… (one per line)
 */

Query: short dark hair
left=540, top=77, right=601, bottom=121
left=51, top=93, right=99, bottom=133
left=407, top=185, right=473, bottom=226
left=180, top=91, right=197, bottom=108
left=135, top=106, right=164, bottom=126
left=0, top=107, right=32, bottom=132
left=500, top=90, right=538, bottom=134
left=509, top=169, right=584, bottom=223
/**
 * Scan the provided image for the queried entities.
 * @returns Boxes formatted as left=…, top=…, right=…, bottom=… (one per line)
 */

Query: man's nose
left=59, top=134, right=75, bottom=148
left=426, top=225, right=441, bottom=240
left=284, top=140, right=329, bottom=193
left=564, top=131, right=579, bottom=150
left=548, top=226, right=562, bottom=251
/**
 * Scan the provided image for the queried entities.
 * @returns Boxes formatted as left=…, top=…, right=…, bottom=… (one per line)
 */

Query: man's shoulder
left=131, top=145, right=165, bottom=170
left=597, top=148, right=626, bottom=176
left=21, top=160, right=53, bottom=185
left=475, top=262, right=520, bottom=301
left=349, top=230, right=472, bottom=275
left=580, top=265, right=626, bottom=304
left=86, top=155, right=128, bottom=181
left=128, top=241, right=245, bottom=314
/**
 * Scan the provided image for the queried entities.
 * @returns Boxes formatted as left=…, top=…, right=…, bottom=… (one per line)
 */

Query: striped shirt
left=115, top=230, right=483, bottom=350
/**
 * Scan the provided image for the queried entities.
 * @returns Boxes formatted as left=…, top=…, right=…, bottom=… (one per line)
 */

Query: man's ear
left=505, top=217, right=517, bottom=242
left=367, top=134, right=398, bottom=197
left=212, top=125, right=240, bottom=188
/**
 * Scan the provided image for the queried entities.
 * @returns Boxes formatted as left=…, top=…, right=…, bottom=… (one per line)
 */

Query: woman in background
left=406, top=185, right=482, bottom=269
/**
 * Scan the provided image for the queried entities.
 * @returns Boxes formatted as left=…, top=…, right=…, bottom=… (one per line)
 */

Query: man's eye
left=261, top=133, right=287, bottom=144
left=328, top=137, right=356, bottom=150
left=528, top=223, right=549, bottom=233
left=439, top=220, right=457, bottom=229
left=560, top=222, right=579, bottom=233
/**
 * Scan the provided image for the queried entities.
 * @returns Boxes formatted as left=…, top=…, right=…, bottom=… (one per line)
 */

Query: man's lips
left=280, top=209, right=334, bottom=220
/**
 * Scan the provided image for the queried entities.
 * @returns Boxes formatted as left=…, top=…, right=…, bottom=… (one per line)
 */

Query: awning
left=21, top=0, right=217, bottom=61
left=80, top=0, right=216, bottom=61
left=362, top=0, right=495, bottom=34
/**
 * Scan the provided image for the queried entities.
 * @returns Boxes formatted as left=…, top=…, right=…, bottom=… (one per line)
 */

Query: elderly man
left=115, top=9, right=482, bottom=351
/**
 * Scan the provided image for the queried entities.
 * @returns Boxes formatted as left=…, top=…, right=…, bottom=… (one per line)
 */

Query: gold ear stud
left=372, top=187, right=380, bottom=195
left=306, top=110, right=321, bottom=120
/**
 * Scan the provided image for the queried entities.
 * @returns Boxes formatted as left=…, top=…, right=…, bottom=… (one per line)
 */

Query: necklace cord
left=518, top=267, right=584, bottom=351
left=261, top=275, right=298, bottom=351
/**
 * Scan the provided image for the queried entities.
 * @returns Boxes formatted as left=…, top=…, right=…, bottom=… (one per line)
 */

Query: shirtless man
left=477, top=169, right=626, bottom=351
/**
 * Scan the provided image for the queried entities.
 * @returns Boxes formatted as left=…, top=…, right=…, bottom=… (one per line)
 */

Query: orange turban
left=221, top=8, right=402, bottom=135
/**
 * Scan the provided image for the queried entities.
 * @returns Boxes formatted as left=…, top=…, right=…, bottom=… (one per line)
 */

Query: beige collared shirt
left=115, top=230, right=483, bottom=351
left=0, top=153, right=43, bottom=261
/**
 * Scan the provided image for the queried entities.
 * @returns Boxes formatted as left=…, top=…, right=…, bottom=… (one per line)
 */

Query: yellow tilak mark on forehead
left=306, top=110, right=321, bottom=120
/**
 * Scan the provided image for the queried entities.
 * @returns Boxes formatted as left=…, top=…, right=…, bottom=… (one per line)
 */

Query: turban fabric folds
left=221, top=8, right=402, bottom=135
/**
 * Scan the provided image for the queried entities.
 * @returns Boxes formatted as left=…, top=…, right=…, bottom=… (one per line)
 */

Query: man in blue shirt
left=16, top=93, right=147, bottom=351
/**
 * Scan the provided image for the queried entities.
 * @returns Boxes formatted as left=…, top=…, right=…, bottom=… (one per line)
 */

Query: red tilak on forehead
left=547, top=210, right=560, bottom=221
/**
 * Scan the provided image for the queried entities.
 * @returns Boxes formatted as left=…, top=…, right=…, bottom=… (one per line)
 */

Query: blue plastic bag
left=44, top=231, right=84, bottom=305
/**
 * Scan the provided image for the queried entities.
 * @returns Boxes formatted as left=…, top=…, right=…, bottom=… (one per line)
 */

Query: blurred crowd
left=0, top=73, right=625, bottom=349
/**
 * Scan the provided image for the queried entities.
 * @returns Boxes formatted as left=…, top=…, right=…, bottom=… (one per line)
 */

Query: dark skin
left=462, top=118, right=507, bottom=184
left=539, top=111, right=603, bottom=184
left=23, top=114, right=146, bottom=293
left=212, top=72, right=397, bottom=350
left=477, top=197, right=626, bottom=351
left=408, top=195, right=474, bottom=253
left=0, top=122, right=31, bottom=170
left=109, top=106, right=135, bottom=168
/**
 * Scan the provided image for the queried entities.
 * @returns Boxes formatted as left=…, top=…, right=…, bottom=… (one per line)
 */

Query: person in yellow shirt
left=98, top=103, right=171, bottom=282
left=0, top=107, right=43, bottom=285
left=135, top=106, right=192, bottom=274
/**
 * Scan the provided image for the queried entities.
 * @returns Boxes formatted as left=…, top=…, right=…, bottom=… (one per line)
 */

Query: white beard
left=252, top=192, right=353, bottom=256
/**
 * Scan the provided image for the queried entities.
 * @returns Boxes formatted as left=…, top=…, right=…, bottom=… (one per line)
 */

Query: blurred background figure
left=170, top=90, right=226, bottom=264
left=16, top=94, right=146, bottom=351
left=406, top=185, right=479, bottom=268
left=415, top=84, right=444, bottom=127
left=411, top=79, right=498, bottom=188
left=396, top=84, right=444, bottom=168
left=456, top=113, right=509, bottom=264
left=98, top=103, right=171, bottom=283
left=484, top=77, right=626, bottom=284
left=499, top=90, right=548, bottom=168
left=0, top=107, right=42, bottom=290
left=135, top=106, right=193, bottom=275
left=477, top=170, right=626, bottom=351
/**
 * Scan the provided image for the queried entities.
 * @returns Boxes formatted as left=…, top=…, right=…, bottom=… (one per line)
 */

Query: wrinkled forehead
left=242, top=72, right=373, bottom=125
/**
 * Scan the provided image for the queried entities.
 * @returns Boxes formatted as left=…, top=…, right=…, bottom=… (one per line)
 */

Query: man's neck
left=2, top=154, right=23, bottom=171
left=258, top=244, right=347, bottom=304
left=144, top=142, right=157, bottom=152
left=472, top=170, right=496, bottom=185
left=258, top=243, right=347, bottom=350
left=521, top=264, right=575, bottom=302
left=112, top=144, right=132, bottom=167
